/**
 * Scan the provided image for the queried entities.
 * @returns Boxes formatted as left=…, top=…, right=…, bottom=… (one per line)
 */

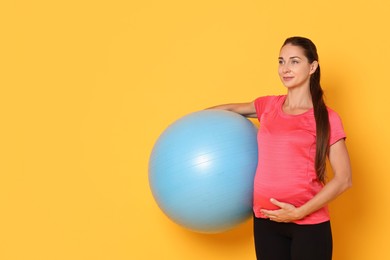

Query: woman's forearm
left=207, top=102, right=257, bottom=117
left=297, top=175, right=352, bottom=219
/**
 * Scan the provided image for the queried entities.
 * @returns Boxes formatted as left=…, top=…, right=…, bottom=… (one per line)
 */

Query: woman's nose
left=282, top=65, right=291, bottom=73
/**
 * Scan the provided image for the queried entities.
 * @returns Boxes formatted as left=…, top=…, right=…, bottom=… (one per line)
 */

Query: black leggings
left=253, top=217, right=332, bottom=260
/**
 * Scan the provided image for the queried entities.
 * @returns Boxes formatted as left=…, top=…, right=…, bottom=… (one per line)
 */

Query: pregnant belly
left=253, top=179, right=312, bottom=215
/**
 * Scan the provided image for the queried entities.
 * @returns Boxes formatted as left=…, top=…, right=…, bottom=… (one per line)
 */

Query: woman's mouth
left=283, top=76, right=294, bottom=81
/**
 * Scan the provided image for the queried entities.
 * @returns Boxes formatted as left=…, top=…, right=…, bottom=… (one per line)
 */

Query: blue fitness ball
left=148, top=110, right=258, bottom=233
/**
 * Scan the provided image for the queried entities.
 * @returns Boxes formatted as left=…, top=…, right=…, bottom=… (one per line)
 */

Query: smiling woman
left=278, top=48, right=318, bottom=91
left=208, top=36, right=352, bottom=260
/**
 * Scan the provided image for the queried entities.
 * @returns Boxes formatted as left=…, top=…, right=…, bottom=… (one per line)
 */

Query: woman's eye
left=292, top=60, right=299, bottom=64
left=278, top=60, right=284, bottom=65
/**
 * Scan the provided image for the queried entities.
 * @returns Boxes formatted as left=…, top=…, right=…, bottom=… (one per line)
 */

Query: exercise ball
left=148, top=110, right=258, bottom=233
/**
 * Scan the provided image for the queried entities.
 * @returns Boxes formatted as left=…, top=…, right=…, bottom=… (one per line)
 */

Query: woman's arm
left=207, top=101, right=257, bottom=118
left=261, top=139, right=352, bottom=222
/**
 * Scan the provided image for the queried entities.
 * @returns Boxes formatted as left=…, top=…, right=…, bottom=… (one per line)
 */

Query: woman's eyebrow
left=278, top=56, right=303, bottom=60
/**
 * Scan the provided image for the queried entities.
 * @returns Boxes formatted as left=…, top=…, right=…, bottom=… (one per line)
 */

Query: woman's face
left=278, top=44, right=318, bottom=89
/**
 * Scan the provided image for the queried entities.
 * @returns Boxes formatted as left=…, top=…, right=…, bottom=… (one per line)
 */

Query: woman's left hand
left=260, top=198, right=303, bottom=223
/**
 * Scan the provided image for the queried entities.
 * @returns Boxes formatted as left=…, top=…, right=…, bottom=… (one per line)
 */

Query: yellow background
left=1, top=0, right=389, bottom=259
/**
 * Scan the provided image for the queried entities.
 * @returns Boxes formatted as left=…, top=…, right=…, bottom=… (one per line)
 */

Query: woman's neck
left=285, top=87, right=312, bottom=107
left=283, top=88, right=313, bottom=115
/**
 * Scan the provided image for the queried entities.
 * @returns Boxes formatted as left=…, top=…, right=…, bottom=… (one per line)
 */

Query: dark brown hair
left=282, top=36, right=330, bottom=183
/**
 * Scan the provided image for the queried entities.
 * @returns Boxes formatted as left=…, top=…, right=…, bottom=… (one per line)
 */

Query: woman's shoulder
left=326, top=106, right=341, bottom=117
left=326, top=106, right=344, bottom=124
left=326, top=107, right=346, bottom=142
left=253, top=95, right=285, bottom=115
left=254, top=95, right=285, bottom=105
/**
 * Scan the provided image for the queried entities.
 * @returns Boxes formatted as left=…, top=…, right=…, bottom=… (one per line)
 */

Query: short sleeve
left=254, top=96, right=281, bottom=121
left=328, top=109, right=346, bottom=145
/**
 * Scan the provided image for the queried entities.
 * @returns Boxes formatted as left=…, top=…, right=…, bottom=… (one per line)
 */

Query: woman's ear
left=309, top=61, right=319, bottom=75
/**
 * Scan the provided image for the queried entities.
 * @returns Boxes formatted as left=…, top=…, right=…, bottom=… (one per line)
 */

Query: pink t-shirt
left=253, top=95, right=346, bottom=224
